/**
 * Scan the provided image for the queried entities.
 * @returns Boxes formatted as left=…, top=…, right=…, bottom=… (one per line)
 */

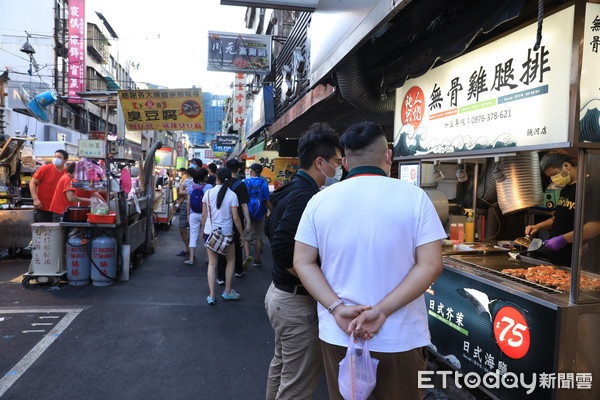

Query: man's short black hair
left=208, top=163, right=217, bottom=174
left=179, top=167, right=186, bottom=173
left=340, top=121, right=385, bottom=152
left=226, top=159, right=241, bottom=172
left=297, top=122, right=340, bottom=169
left=66, top=162, right=76, bottom=174
left=55, top=149, right=69, bottom=160
left=191, top=158, right=203, bottom=167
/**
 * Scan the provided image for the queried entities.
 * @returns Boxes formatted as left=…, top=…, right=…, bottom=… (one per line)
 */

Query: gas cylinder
left=91, top=233, right=117, bottom=286
left=66, top=231, right=91, bottom=285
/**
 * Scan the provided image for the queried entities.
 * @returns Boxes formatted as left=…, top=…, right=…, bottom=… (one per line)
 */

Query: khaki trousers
left=265, top=283, right=322, bottom=400
left=321, top=340, right=428, bottom=400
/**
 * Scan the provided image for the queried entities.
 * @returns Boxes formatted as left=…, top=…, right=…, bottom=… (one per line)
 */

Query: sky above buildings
left=87, top=0, right=249, bottom=95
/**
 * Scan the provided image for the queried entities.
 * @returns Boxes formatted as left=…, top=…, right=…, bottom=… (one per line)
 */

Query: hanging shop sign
left=78, top=140, right=106, bottom=158
left=118, top=89, right=205, bottom=131
left=393, top=6, right=574, bottom=158
left=579, top=3, right=600, bottom=144
left=176, top=157, right=187, bottom=170
left=212, top=142, right=234, bottom=154
left=232, top=73, right=248, bottom=132
left=217, top=134, right=239, bottom=147
left=68, top=0, right=85, bottom=104
left=155, top=147, right=174, bottom=167
left=246, top=141, right=265, bottom=157
left=243, top=86, right=275, bottom=140
left=273, top=157, right=300, bottom=190
left=207, top=31, right=272, bottom=75
left=247, top=150, right=278, bottom=186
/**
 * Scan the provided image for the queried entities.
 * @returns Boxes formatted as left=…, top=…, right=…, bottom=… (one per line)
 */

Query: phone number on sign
left=469, top=109, right=512, bottom=124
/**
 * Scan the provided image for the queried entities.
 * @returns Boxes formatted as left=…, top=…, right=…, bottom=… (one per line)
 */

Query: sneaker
left=252, top=260, right=262, bottom=268
left=242, top=256, right=253, bottom=269
left=207, top=296, right=216, bottom=305
left=216, top=279, right=225, bottom=286
left=183, top=259, right=194, bottom=265
left=221, top=289, right=241, bottom=300
left=234, top=272, right=245, bottom=278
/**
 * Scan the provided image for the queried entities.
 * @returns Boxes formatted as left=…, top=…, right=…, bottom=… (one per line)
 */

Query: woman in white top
left=184, top=168, right=213, bottom=265
left=201, top=167, right=245, bottom=305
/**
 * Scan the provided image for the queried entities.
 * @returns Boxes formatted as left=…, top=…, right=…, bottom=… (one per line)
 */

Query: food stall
left=0, top=136, right=35, bottom=254
left=153, top=146, right=176, bottom=230
left=393, top=4, right=599, bottom=399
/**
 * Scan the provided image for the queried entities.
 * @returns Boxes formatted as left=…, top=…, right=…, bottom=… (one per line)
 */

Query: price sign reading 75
left=493, top=306, right=531, bottom=359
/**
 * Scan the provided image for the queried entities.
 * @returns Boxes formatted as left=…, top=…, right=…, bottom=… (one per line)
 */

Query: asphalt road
left=0, top=220, right=330, bottom=400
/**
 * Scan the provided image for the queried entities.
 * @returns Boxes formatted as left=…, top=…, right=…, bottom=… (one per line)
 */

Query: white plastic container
left=29, top=223, right=65, bottom=276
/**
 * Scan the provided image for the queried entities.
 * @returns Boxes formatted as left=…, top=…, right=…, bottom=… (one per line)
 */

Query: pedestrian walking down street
left=243, top=163, right=272, bottom=268
left=185, top=168, right=212, bottom=265
left=201, top=167, right=245, bottom=305
left=176, top=167, right=196, bottom=258
left=265, top=122, right=342, bottom=400
left=217, top=159, right=251, bottom=284
left=294, top=121, right=447, bottom=400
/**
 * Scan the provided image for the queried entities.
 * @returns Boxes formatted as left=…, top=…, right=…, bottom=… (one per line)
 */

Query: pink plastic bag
left=338, top=333, right=379, bottom=400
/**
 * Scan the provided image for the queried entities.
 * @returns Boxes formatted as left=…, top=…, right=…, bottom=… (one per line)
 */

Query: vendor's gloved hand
left=545, top=235, right=568, bottom=251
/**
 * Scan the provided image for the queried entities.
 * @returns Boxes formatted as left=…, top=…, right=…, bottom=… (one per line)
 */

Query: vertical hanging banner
left=394, top=6, right=574, bottom=158
left=579, top=3, right=600, bottom=144
left=68, top=0, right=85, bottom=104
left=118, top=89, right=205, bottom=131
left=232, top=73, right=247, bottom=132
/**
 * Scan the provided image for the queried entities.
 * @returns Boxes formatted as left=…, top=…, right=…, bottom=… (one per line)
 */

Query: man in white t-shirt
left=294, top=121, right=446, bottom=400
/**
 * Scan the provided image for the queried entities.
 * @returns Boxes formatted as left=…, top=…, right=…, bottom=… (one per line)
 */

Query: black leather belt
left=274, top=282, right=310, bottom=296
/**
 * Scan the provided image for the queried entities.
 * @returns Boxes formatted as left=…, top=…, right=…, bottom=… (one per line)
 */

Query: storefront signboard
left=273, top=157, right=300, bottom=189
left=78, top=140, right=105, bottom=158
left=579, top=3, right=600, bottom=144
left=207, top=31, right=272, bottom=75
left=232, top=73, right=247, bottom=132
left=426, top=268, right=562, bottom=399
left=243, top=86, right=274, bottom=140
left=394, top=6, right=574, bottom=158
left=68, top=0, right=85, bottom=104
left=118, top=89, right=205, bottom=131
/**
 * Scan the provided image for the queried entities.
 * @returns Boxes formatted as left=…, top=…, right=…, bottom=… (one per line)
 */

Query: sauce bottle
left=465, top=209, right=475, bottom=242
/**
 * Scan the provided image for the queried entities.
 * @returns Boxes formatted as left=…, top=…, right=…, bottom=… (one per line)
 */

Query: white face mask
left=320, top=158, right=342, bottom=186
left=53, top=157, right=63, bottom=167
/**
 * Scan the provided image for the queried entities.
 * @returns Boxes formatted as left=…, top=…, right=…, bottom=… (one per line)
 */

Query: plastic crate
left=88, top=212, right=116, bottom=224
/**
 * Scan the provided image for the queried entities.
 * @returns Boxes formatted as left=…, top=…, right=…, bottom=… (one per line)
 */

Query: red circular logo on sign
left=401, top=86, right=425, bottom=130
left=410, top=168, right=417, bottom=181
left=493, top=306, right=530, bottom=359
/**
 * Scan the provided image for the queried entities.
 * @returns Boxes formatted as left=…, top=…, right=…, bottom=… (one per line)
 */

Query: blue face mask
left=190, top=164, right=197, bottom=169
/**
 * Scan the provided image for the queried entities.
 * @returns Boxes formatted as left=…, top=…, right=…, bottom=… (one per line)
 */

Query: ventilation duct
left=335, top=52, right=395, bottom=114
left=496, top=152, right=543, bottom=214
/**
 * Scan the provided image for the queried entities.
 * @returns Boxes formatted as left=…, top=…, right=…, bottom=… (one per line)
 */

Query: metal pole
left=569, top=148, right=586, bottom=304
left=472, top=162, right=479, bottom=242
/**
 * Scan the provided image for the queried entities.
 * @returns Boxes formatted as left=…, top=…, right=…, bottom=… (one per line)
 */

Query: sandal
left=176, top=250, right=189, bottom=257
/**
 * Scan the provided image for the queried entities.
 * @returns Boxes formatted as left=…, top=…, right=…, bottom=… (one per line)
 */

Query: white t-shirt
left=295, top=173, right=446, bottom=353
left=202, top=185, right=239, bottom=236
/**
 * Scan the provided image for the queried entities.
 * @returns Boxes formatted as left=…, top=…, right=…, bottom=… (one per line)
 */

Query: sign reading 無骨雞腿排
left=578, top=2, right=600, bottom=144
left=118, top=89, right=204, bottom=131
left=394, top=6, right=575, bottom=158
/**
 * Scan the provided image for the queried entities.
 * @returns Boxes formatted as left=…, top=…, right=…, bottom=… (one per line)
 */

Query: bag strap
left=207, top=190, right=213, bottom=227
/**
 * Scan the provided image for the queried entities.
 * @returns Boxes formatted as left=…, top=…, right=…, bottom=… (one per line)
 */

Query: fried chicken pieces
left=501, top=265, right=600, bottom=293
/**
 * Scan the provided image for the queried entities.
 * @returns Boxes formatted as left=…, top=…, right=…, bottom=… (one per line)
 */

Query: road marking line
left=0, top=308, right=83, bottom=398
left=31, top=323, right=53, bottom=326
left=21, top=330, right=45, bottom=334
left=38, top=316, right=60, bottom=319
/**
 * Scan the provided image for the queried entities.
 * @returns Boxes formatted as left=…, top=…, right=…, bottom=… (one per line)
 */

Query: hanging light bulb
left=492, top=156, right=507, bottom=182
left=433, top=161, right=444, bottom=182
left=456, top=161, right=468, bottom=183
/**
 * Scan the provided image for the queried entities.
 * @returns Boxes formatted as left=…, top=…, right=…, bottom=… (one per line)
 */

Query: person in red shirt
left=29, top=149, right=68, bottom=222
left=49, top=163, right=103, bottom=222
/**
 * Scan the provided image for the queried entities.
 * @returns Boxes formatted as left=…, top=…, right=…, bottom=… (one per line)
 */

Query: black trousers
left=217, top=226, right=243, bottom=281
left=34, top=209, right=54, bottom=223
